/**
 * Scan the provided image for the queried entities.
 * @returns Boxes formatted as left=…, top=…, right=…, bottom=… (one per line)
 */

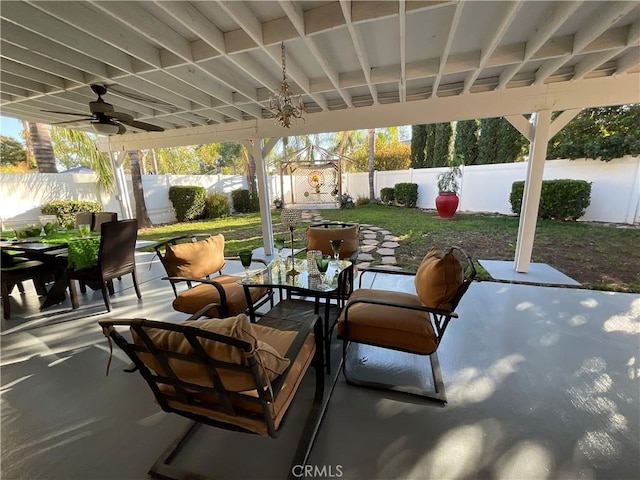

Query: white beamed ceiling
left=1, top=0, right=639, bottom=151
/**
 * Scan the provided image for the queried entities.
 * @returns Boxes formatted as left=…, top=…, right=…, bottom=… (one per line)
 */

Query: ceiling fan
left=42, top=84, right=164, bottom=135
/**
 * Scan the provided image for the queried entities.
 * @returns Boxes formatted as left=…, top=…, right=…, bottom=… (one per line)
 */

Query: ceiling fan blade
left=119, top=118, right=164, bottom=132
left=117, top=123, right=127, bottom=135
left=107, top=111, right=133, bottom=122
left=51, top=118, right=93, bottom=125
left=42, top=109, right=93, bottom=117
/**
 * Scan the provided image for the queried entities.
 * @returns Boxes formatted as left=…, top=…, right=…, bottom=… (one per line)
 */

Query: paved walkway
left=302, top=210, right=403, bottom=270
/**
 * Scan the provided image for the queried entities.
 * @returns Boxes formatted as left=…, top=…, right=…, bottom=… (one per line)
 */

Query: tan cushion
left=306, top=225, right=359, bottom=258
left=132, top=314, right=291, bottom=392
left=160, top=332, right=316, bottom=436
left=337, top=289, right=437, bottom=354
left=414, top=247, right=463, bottom=311
left=163, top=234, right=226, bottom=278
left=172, top=277, right=268, bottom=317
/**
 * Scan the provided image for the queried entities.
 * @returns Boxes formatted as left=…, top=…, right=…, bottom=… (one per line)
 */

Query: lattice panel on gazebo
left=290, top=164, right=339, bottom=205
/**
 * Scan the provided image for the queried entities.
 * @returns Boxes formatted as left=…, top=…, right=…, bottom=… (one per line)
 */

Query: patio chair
left=75, top=211, right=94, bottom=229
left=98, top=309, right=324, bottom=480
left=1, top=252, right=49, bottom=319
left=92, top=212, right=117, bottom=232
left=154, top=234, right=273, bottom=319
left=67, top=219, right=141, bottom=312
left=305, top=222, right=360, bottom=308
left=337, top=246, right=476, bottom=403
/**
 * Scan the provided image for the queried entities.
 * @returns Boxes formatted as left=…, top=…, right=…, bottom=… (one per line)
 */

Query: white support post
left=109, top=149, right=133, bottom=220
left=514, top=110, right=552, bottom=272
left=252, top=138, right=274, bottom=256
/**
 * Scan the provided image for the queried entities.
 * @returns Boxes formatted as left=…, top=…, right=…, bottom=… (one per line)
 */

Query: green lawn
left=138, top=205, right=640, bottom=292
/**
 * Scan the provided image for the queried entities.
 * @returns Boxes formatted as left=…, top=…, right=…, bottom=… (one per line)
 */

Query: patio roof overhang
left=2, top=0, right=639, bottom=274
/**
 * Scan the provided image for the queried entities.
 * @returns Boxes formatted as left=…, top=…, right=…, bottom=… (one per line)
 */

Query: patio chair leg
left=132, top=270, right=141, bottom=299
left=69, top=280, right=79, bottom=310
left=100, top=283, right=112, bottom=312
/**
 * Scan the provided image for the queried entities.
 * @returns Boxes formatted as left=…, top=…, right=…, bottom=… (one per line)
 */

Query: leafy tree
left=217, top=142, right=243, bottom=174
left=477, top=117, right=501, bottom=164
left=0, top=136, right=27, bottom=166
left=411, top=125, right=427, bottom=168
left=496, top=118, right=528, bottom=163
left=453, top=120, right=479, bottom=165
left=432, top=122, right=452, bottom=167
left=548, top=105, right=640, bottom=161
left=424, top=124, right=436, bottom=167
left=350, top=139, right=411, bottom=172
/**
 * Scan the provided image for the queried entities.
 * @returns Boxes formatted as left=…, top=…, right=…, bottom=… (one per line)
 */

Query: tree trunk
left=128, top=150, right=152, bottom=228
left=368, top=128, right=375, bottom=201
left=28, top=122, right=57, bottom=172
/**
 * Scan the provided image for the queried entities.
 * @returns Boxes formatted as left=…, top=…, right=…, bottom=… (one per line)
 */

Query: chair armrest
left=224, top=256, right=268, bottom=267
left=185, top=302, right=224, bottom=321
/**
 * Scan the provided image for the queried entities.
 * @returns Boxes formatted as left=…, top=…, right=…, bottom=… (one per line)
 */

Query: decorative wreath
left=307, top=171, right=324, bottom=188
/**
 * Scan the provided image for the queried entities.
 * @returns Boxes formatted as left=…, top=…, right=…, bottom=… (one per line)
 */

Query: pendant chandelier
left=269, top=43, right=304, bottom=128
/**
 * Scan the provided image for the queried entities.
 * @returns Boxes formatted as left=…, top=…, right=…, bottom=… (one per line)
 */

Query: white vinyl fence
left=1, top=156, right=638, bottom=228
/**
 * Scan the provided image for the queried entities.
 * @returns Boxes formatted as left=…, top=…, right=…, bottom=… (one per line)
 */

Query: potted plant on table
left=435, top=155, right=463, bottom=218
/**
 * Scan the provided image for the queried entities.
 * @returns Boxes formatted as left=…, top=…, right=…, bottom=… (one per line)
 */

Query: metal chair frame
left=340, top=246, right=476, bottom=403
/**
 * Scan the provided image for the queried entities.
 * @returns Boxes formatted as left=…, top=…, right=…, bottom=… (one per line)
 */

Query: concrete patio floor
left=1, top=252, right=638, bottom=479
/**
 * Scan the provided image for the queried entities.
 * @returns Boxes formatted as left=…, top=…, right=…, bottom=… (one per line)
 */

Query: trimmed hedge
left=41, top=200, right=102, bottom=228
left=394, top=183, right=418, bottom=207
left=231, top=189, right=253, bottom=213
left=380, top=187, right=395, bottom=205
left=510, top=179, right=592, bottom=220
left=169, top=186, right=206, bottom=221
left=204, top=192, right=230, bottom=219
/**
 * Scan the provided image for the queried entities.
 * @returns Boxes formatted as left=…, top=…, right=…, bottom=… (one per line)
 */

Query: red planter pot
left=435, top=192, right=459, bottom=218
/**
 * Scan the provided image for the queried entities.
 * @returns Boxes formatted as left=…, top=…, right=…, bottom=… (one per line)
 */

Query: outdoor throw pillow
left=306, top=225, right=359, bottom=258
left=163, top=234, right=226, bottom=278
left=131, top=313, right=291, bottom=392
left=414, top=247, right=463, bottom=311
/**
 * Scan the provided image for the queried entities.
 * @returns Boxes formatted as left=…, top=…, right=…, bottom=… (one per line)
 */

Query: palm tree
left=50, top=127, right=114, bottom=192
left=26, top=122, right=57, bottom=172
left=128, top=150, right=152, bottom=228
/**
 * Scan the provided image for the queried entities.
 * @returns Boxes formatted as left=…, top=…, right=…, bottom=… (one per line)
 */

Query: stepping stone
left=356, top=262, right=371, bottom=270
left=360, top=244, right=377, bottom=253
left=381, top=241, right=400, bottom=248
left=357, top=253, right=375, bottom=261
left=374, top=265, right=404, bottom=271
left=379, top=230, right=391, bottom=235
left=363, top=233, right=377, bottom=239
left=369, top=226, right=381, bottom=231
left=380, top=256, right=397, bottom=264
left=361, top=229, right=376, bottom=235
left=384, top=235, right=400, bottom=241
left=360, top=224, right=372, bottom=228
left=376, top=248, right=396, bottom=255
left=362, top=239, right=378, bottom=245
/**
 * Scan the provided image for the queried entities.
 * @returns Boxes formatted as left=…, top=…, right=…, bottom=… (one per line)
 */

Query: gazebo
left=1, top=0, right=638, bottom=275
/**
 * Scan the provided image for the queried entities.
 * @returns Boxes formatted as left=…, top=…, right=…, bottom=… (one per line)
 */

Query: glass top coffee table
left=239, top=258, right=353, bottom=374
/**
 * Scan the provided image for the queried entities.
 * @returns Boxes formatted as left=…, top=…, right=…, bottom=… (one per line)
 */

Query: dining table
left=1, top=230, right=101, bottom=310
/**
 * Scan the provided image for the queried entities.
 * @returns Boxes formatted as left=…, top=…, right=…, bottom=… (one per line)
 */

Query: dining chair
left=154, top=234, right=273, bottom=319
left=99, top=309, right=324, bottom=479
left=1, top=252, right=49, bottom=319
left=74, top=211, right=94, bottom=230
left=92, top=212, right=118, bottom=232
left=337, top=246, right=476, bottom=403
left=67, top=219, right=141, bottom=312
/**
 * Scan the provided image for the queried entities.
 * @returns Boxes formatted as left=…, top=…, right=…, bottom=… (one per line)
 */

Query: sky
left=1, top=116, right=24, bottom=143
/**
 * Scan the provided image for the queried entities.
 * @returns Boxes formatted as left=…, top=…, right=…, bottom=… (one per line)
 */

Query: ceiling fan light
left=92, top=122, right=120, bottom=135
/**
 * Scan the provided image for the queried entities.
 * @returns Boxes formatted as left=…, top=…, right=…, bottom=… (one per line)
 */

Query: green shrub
left=231, top=189, right=253, bottom=213
left=168, top=186, right=206, bottom=221
left=510, top=179, right=592, bottom=220
left=394, top=183, right=419, bottom=207
left=41, top=200, right=102, bottom=227
left=250, top=190, right=260, bottom=212
left=204, top=192, right=230, bottom=219
left=380, top=187, right=395, bottom=205
left=356, top=195, right=370, bottom=206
